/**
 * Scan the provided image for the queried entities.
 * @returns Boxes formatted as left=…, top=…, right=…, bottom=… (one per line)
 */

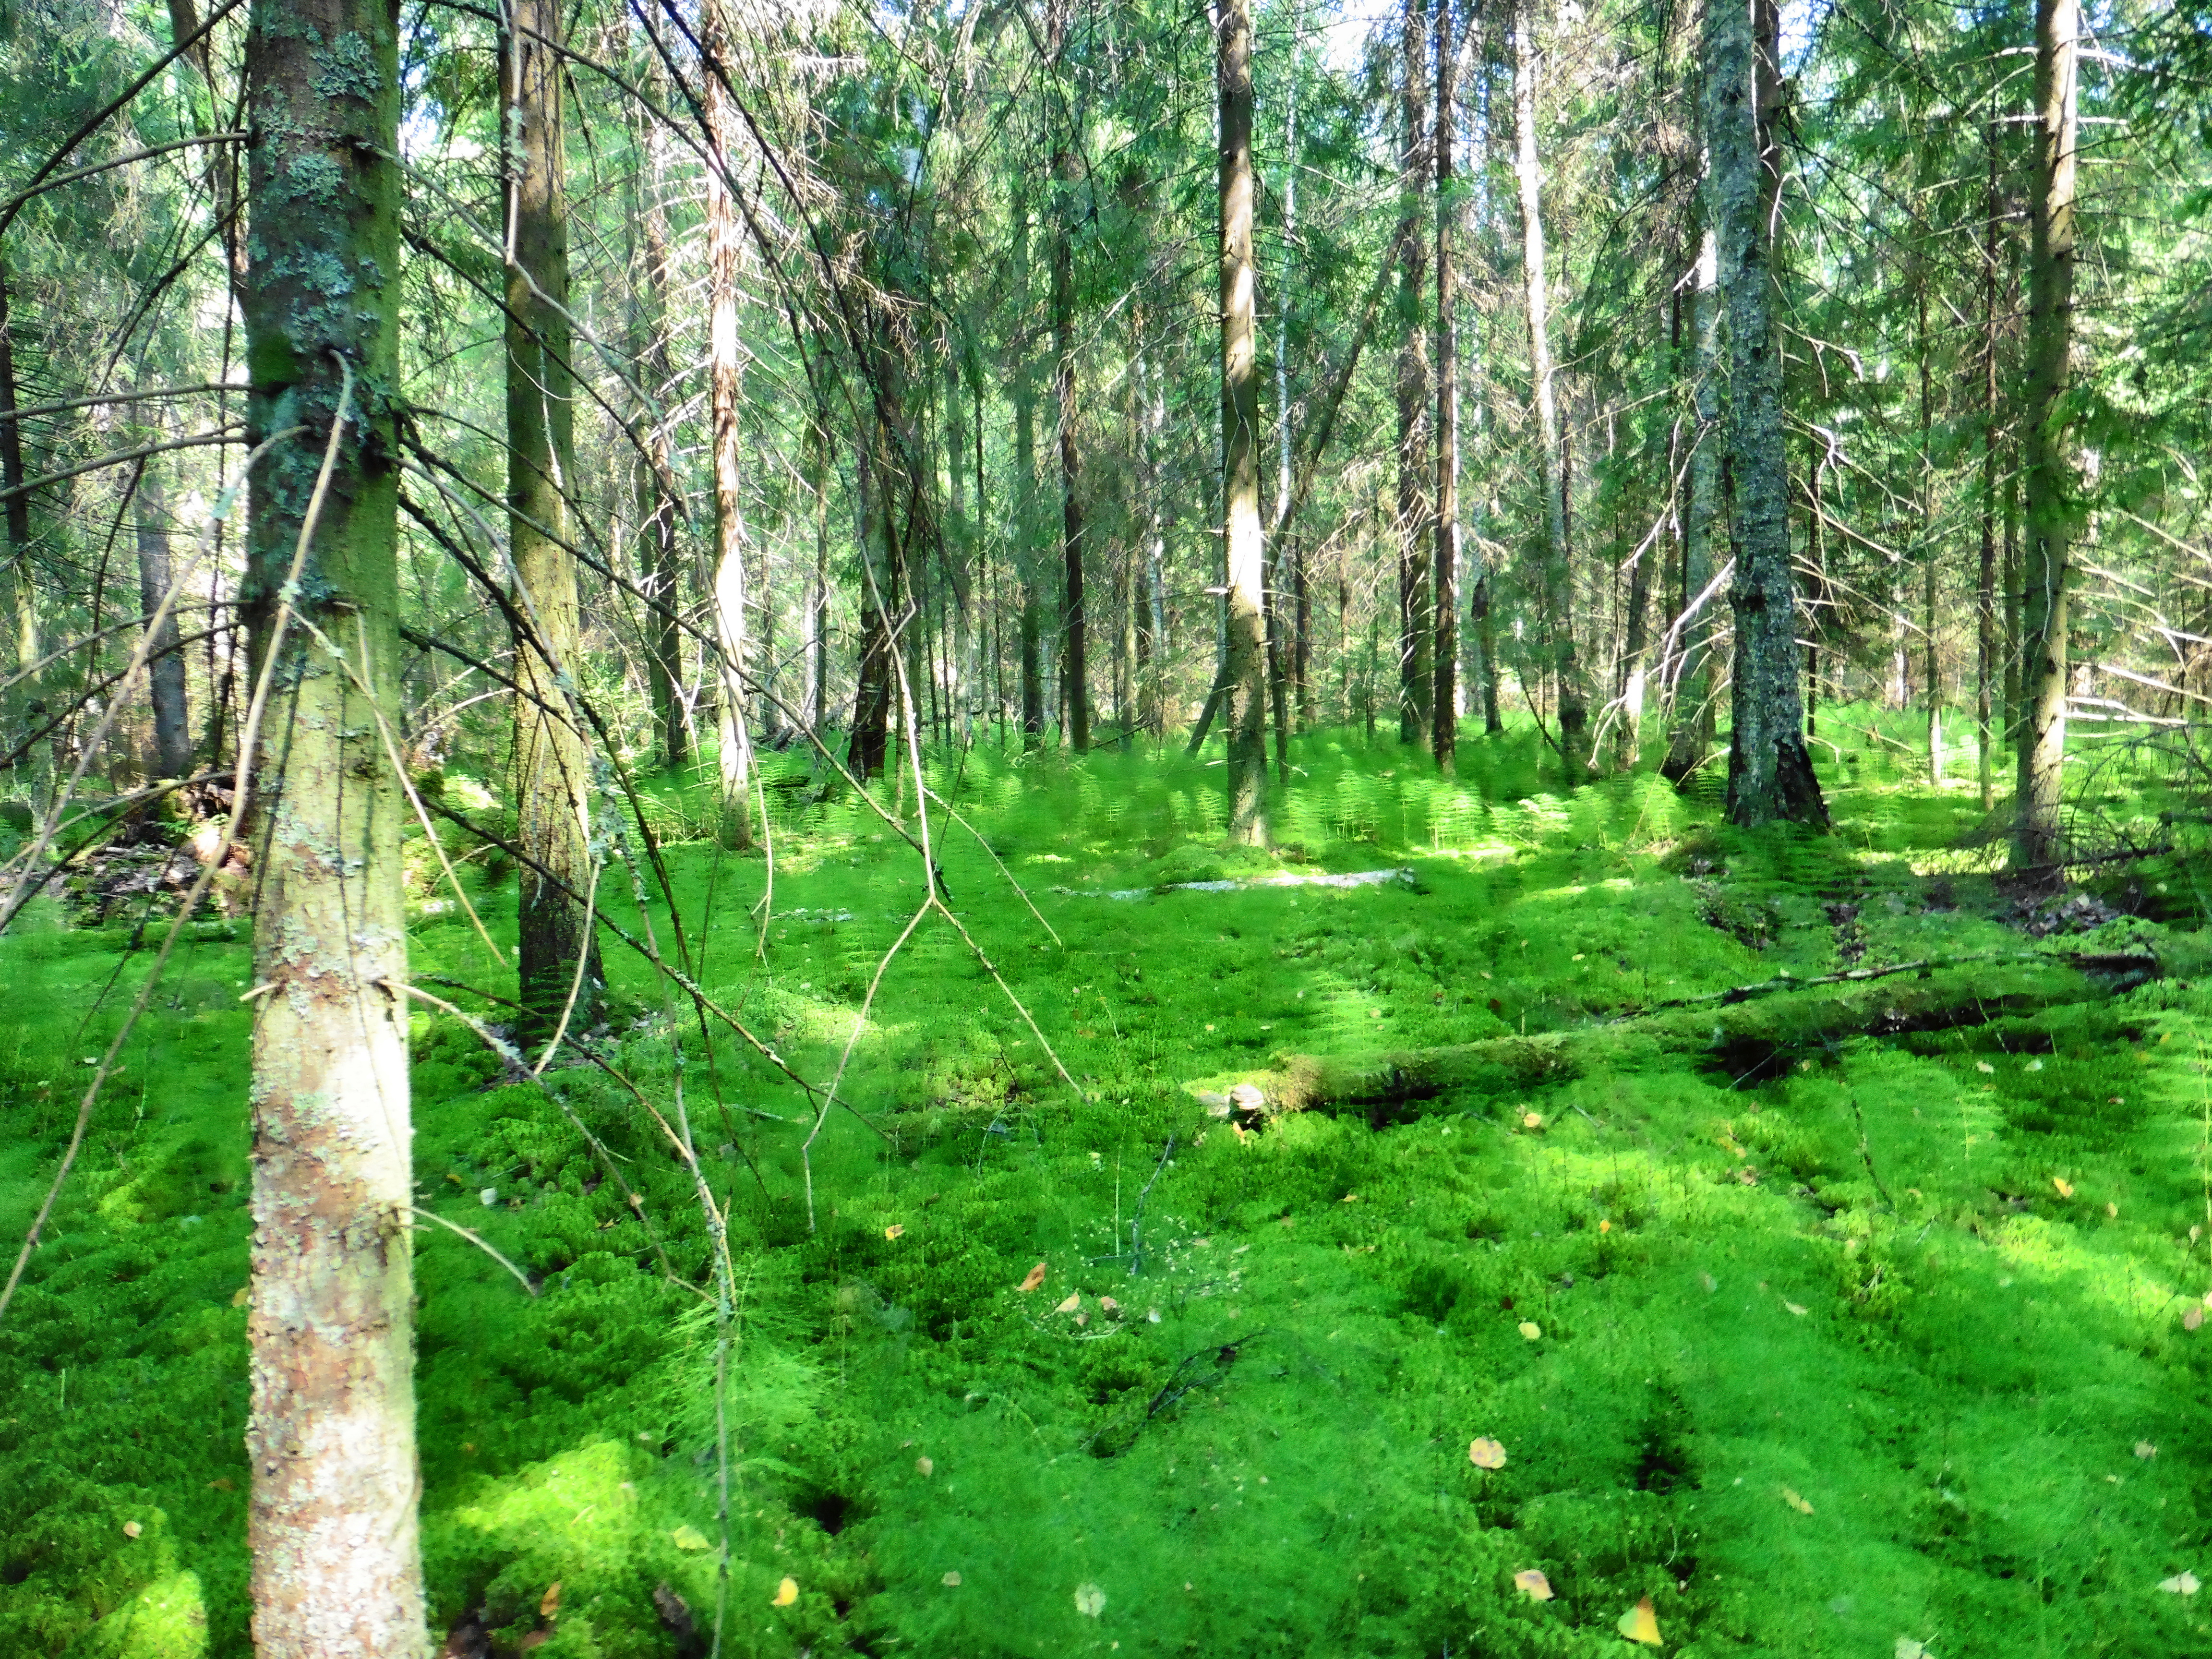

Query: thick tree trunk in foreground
left=704, top=0, right=755, bottom=846
left=1514, top=0, right=1584, bottom=780
left=1431, top=0, right=1458, bottom=774
left=240, top=0, right=425, bottom=1644
left=2013, top=0, right=2078, bottom=870
left=505, top=0, right=602, bottom=1029
left=1709, top=0, right=1826, bottom=828
left=1395, top=0, right=1432, bottom=752
left=1219, top=0, right=1267, bottom=843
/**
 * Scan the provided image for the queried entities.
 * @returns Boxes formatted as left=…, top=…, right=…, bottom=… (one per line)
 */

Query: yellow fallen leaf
left=231, top=1286, right=249, bottom=1308
left=1784, top=1301, right=1808, bottom=1317
left=1469, top=1437, right=1507, bottom=1470
left=916, top=1456, right=934, bottom=1476
left=772, top=1576, right=799, bottom=1608
left=1522, top=1112, right=1543, bottom=1129
left=1054, top=1292, right=1081, bottom=1314
left=1975, top=1060, right=1995, bottom=1074
left=671, top=1525, right=711, bottom=1551
left=941, top=1571, right=962, bottom=1587
left=1074, top=1582, right=1106, bottom=1617
left=1514, top=1568, right=1554, bottom=1601
left=539, top=1582, right=562, bottom=1619
left=2053, top=1177, right=2074, bottom=1199
left=1617, top=1595, right=1661, bottom=1645
left=1019, top=1262, right=1047, bottom=1292
left=1517, top=1321, right=1542, bottom=1341
left=1599, top=1219, right=1611, bottom=1234
left=884, top=1224, right=905, bottom=1240
left=1782, top=1486, right=1814, bottom=1515
left=2105, top=1202, right=2118, bottom=1219
left=122, top=1521, right=142, bottom=1539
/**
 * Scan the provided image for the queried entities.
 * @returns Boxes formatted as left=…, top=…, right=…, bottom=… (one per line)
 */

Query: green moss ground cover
left=4, top=712, right=2212, bottom=1657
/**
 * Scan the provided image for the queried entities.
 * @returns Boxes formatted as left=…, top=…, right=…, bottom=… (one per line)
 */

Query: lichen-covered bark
left=2013, top=0, right=2077, bottom=869
left=504, top=0, right=602, bottom=1028
left=1708, top=0, right=1826, bottom=828
left=1515, top=0, right=1584, bottom=781
left=239, top=0, right=425, bottom=1645
left=1219, top=0, right=1267, bottom=844
left=1394, top=0, right=1432, bottom=752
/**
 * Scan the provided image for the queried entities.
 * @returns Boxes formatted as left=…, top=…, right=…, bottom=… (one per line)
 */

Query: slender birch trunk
left=1012, top=189, right=1045, bottom=749
left=1220, top=0, right=1268, bottom=842
left=630, top=91, right=687, bottom=770
left=703, top=0, right=754, bottom=844
left=505, top=0, right=603, bottom=1028
left=240, top=0, right=424, bottom=1643
left=1395, top=0, right=1433, bottom=751
left=2012, top=0, right=2077, bottom=869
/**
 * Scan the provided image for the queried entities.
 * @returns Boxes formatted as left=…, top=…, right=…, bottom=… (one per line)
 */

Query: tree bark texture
left=1709, top=0, right=1826, bottom=828
left=1514, top=0, right=1584, bottom=780
left=240, top=0, right=426, bottom=1643
left=1395, top=0, right=1433, bottom=752
left=629, top=91, right=687, bottom=770
left=2013, top=0, right=2077, bottom=870
left=505, top=0, right=603, bottom=1028
left=1049, top=6, right=1088, bottom=754
left=1662, top=225, right=1722, bottom=782
left=1431, top=0, right=1458, bottom=774
left=703, top=0, right=754, bottom=845
left=1219, top=0, right=1268, bottom=843
left=132, top=449, right=192, bottom=778
left=1978, top=111, right=2000, bottom=811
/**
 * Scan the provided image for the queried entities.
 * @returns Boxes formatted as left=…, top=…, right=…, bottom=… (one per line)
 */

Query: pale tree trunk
left=2012, top=0, right=2076, bottom=869
left=1012, top=190, right=1046, bottom=749
left=0, top=264, right=40, bottom=733
left=703, top=0, right=755, bottom=845
left=240, top=0, right=425, bottom=1644
left=1709, top=0, right=1826, bottom=827
left=505, top=0, right=603, bottom=1033
left=629, top=86, right=687, bottom=770
left=1514, top=0, right=1585, bottom=779
left=1048, top=0, right=1089, bottom=754
left=1918, top=275, right=1942, bottom=783
left=1395, top=0, right=1432, bottom=750
left=132, top=446, right=192, bottom=778
left=1269, top=63, right=1298, bottom=774
left=805, top=414, right=830, bottom=733
left=1220, top=0, right=1268, bottom=843
left=1431, top=0, right=1458, bottom=774
left=1662, top=223, right=1721, bottom=782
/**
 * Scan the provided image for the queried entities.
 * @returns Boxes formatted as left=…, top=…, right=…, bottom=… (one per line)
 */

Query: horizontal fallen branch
left=1203, top=949, right=2164, bottom=1121
left=1056, top=867, right=1415, bottom=902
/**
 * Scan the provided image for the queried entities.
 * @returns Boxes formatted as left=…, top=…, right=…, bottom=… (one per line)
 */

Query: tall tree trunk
left=1220, top=0, right=1268, bottom=843
left=240, top=0, right=425, bottom=1644
left=1709, top=0, right=1826, bottom=827
left=132, top=445, right=191, bottom=778
left=848, top=404, right=898, bottom=782
left=1977, top=109, right=2001, bottom=810
left=1662, top=225, right=1721, bottom=782
left=1269, top=62, right=1298, bottom=775
left=505, top=0, right=603, bottom=1030
left=1012, top=190, right=1046, bottom=750
left=2012, top=0, right=2077, bottom=869
left=1804, top=429, right=1828, bottom=735
left=703, top=0, right=754, bottom=846
left=1049, top=9, right=1089, bottom=755
left=1432, top=0, right=1458, bottom=773
left=1514, top=0, right=1584, bottom=779
left=1395, top=0, right=1433, bottom=751
left=1918, top=274, right=1942, bottom=783
left=630, top=94, right=687, bottom=770
left=0, top=263, right=39, bottom=726
left=805, top=415, right=830, bottom=733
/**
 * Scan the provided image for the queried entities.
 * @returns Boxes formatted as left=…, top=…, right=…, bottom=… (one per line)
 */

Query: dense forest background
left=4, top=0, right=2212, bottom=1648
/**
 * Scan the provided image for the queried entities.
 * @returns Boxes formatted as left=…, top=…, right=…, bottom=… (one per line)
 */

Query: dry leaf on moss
left=1469, top=1437, right=1507, bottom=1470
left=1055, top=1292, right=1081, bottom=1314
left=885, top=1224, right=905, bottom=1239
left=2159, top=1572, right=2200, bottom=1596
left=1074, top=1582, right=1106, bottom=1617
left=1518, top=1321, right=1542, bottom=1341
left=671, top=1526, right=710, bottom=1551
left=539, top=1583, right=561, bottom=1618
left=772, top=1577, right=799, bottom=1607
left=2185, top=1305, right=2204, bottom=1333
left=1514, top=1569, right=1553, bottom=1601
left=916, top=1456, right=934, bottom=1476
left=942, top=1571, right=962, bottom=1587
left=1617, top=1595, right=1661, bottom=1645
left=1782, top=1487, right=1814, bottom=1515
left=2053, top=1177, right=2074, bottom=1199
left=1019, top=1262, right=1047, bottom=1292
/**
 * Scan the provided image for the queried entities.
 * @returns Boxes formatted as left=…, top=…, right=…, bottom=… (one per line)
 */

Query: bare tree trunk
left=1514, top=0, right=1584, bottom=779
left=1662, top=225, right=1721, bottom=782
left=805, top=416, right=830, bottom=733
left=703, top=0, right=754, bottom=845
left=1432, top=0, right=1458, bottom=774
left=1918, top=274, right=1942, bottom=783
left=1011, top=190, right=1046, bottom=750
left=1710, top=0, right=1825, bottom=827
left=1978, top=109, right=2000, bottom=810
left=1396, top=0, right=1433, bottom=752
left=132, top=446, right=191, bottom=778
left=240, top=0, right=425, bottom=1644
left=1220, top=0, right=1268, bottom=843
left=0, top=264, right=41, bottom=735
left=1048, top=6, right=1089, bottom=755
left=630, top=93, right=687, bottom=769
left=2012, top=0, right=2077, bottom=869
left=505, top=0, right=603, bottom=1030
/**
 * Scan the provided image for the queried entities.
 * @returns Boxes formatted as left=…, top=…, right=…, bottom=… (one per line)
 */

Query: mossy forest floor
left=5, top=712, right=2212, bottom=1658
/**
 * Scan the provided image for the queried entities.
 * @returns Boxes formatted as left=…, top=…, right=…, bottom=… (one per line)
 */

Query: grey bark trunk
left=132, top=447, right=192, bottom=778
left=1220, top=0, right=1268, bottom=842
left=1395, top=0, right=1433, bottom=751
left=704, top=0, right=754, bottom=846
left=1432, top=0, right=1458, bottom=774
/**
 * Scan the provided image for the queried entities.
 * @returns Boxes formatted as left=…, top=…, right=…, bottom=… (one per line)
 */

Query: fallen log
left=1202, top=948, right=2165, bottom=1120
